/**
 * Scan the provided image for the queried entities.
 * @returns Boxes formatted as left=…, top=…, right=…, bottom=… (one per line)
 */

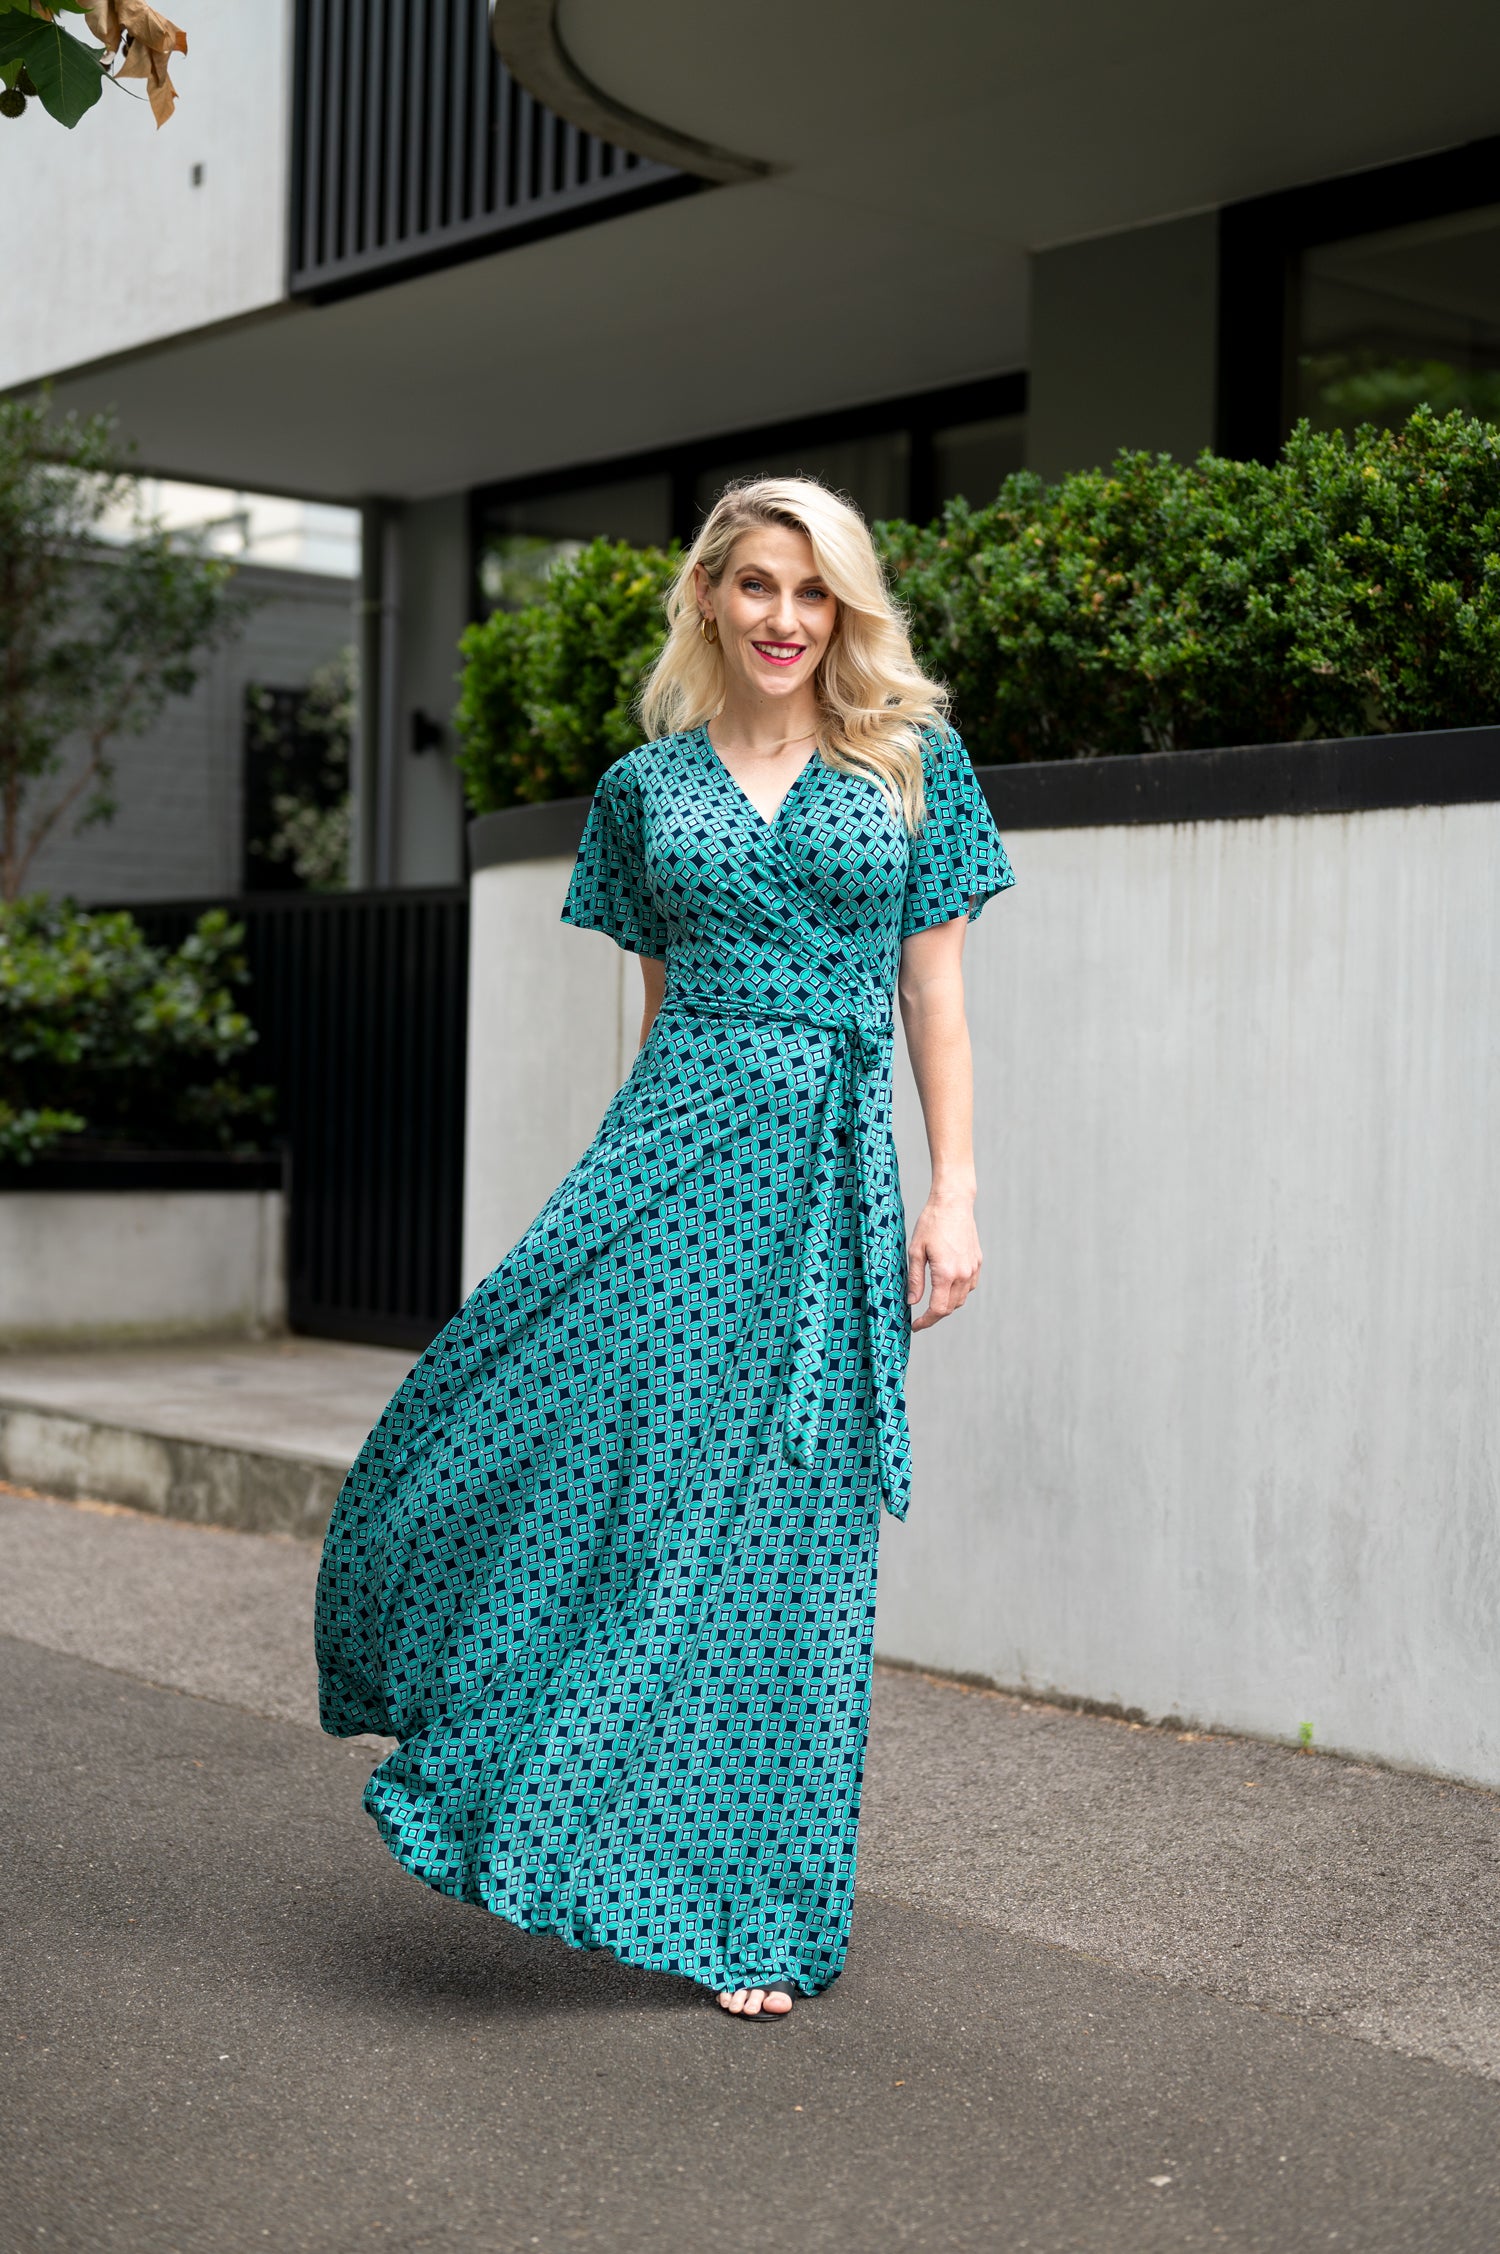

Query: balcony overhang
left=485, top=0, right=769, bottom=187
left=493, top=0, right=1500, bottom=260
left=21, top=0, right=1500, bottom=505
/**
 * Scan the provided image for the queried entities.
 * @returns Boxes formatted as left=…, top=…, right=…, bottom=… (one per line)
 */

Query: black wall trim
left=0, top=1152, right=287, bottom=1194
left=979, top=725, right=1500, bottom=829
left=467, top=726, right=1500, bottom=868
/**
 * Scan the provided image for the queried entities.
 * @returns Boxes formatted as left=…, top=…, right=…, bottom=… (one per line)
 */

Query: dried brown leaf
left=83, top=0, right=186, bottom=126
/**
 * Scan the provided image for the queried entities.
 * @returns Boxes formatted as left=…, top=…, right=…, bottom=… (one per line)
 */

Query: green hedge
left=882, top=405, right=1500, bottom=763
left=0, top=899, right=272, bottom=1165
left=452, top=409, right=1500, bottom=808
left=454, top=541, right=678, bottom=812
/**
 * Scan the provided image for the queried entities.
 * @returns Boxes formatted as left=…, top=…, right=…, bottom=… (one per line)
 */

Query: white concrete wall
left=463, top=803, right=1500, bottom=1786
left=0, top=0, right=291, bottom=390
left=461, top=856, right=642, bottom=1295
left=885, top=802, right=1500, bottom=1787
left=0, top=1189, right=285, bottom=1345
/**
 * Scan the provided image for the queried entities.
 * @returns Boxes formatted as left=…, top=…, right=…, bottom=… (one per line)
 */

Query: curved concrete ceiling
left=494, top=0, right=1500, bottom=250
left=487, top=0, right=769, bottom=184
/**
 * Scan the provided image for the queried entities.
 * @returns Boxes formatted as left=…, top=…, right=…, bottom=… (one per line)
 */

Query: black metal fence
left=135, top=889, right=469, bottom=1350
left=289, top=0, right=685, bottom=297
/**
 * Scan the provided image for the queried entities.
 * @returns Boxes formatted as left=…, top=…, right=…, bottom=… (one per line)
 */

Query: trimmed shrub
left=0, top=899, right=273, bottom=1164
left=454, top=539, right=678, bottom=810
left=879, top=406, right=1500, bottom=763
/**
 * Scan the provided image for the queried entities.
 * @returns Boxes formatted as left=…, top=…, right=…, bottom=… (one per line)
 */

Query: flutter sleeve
left=899, top=723, right=1017, bottom=941
left=559, top=762, right=671, bottom=958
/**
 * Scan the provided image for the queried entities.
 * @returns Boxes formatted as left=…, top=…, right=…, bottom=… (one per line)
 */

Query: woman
left=315, top=476, right=1015, bottom=2020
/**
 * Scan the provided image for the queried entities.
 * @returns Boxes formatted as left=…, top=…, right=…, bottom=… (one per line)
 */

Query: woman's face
left=696, top=526, right=839, bottom=710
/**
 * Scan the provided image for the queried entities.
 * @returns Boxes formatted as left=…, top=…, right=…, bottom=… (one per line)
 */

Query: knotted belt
left=655, top=989, right=911, bottom=1519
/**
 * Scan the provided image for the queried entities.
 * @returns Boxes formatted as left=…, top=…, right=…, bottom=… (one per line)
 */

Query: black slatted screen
left=290, top=0, right=683, bottom=296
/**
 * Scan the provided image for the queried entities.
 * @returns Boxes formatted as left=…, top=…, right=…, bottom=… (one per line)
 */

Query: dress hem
left=362, top=1784, right=844, bottom=2000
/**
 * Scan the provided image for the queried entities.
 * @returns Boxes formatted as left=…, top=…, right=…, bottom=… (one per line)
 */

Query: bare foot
left=718, top=1985, right=794, bottom=2017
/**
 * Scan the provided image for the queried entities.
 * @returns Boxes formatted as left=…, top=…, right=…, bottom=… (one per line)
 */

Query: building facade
left=5, top=0, right=1498, bottom=892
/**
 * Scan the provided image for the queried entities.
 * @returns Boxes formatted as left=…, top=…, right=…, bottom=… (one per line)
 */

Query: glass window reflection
left=1295, top=204, right=1500, bottom=434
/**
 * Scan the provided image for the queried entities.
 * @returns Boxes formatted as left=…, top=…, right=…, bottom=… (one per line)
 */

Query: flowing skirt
left=314, top=1007, right=887, bottom=1995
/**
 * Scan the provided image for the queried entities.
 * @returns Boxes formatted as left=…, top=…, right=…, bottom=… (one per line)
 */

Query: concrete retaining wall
left=463, top=792, right=1500, bottom=1786
left=884, top=801, right=1499, bottom=1788
left=0, top=1189, right=286, bottom=1347
left=463, top=854, right=639, bottom=1295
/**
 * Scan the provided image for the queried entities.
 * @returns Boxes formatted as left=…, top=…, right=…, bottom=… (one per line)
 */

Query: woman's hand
left=907, top=1188, right=982, bottom=1331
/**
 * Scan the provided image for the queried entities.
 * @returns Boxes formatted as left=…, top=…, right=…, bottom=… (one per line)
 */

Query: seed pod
left=0, top=87, right=28, bottom=119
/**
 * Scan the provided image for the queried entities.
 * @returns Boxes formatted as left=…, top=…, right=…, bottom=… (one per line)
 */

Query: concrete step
left=0, top=1339, right=416, bottom=1539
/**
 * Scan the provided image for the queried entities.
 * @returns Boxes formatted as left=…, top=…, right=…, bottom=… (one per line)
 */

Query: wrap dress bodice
left=562, top=720, right=1016, bottom=1524
left=315, top=719, right=1014, bottom=2000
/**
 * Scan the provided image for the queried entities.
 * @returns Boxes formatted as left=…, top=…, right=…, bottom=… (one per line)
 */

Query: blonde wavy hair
left=637, top=475, right=949, bottom=834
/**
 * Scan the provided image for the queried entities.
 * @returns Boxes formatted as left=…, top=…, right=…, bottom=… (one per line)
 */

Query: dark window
left=693, top=433, right=912, bottom=525
left=1217, top=134, right=1500, bottom=460
left=243, top=665, right=353, bottom=894
left=931, top=414, right=1027, bottom=507
left=476, top=475, right=673, bottom=611
left=467, top=371, right=1028, bottom=612
left=1294, top=204, right=1500, bottom=435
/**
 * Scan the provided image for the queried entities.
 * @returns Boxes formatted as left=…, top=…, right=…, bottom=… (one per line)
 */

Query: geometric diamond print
left=314, top=721, right=1015, bottom=1997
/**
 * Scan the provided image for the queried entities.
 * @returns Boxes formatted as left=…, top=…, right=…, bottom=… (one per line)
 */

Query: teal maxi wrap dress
left=314, top=720, right=1015, bottom=1997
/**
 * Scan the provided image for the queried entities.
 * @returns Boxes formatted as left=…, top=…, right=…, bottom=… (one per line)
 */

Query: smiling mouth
left=751, top=641, right=806, bottom=667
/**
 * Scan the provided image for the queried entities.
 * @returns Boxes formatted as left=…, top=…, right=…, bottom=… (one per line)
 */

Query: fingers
left=908, top=1254, right=982, bottom=1331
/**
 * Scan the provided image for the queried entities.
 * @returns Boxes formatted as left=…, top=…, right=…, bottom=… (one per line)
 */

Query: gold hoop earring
left=699, top=615, right=719, bottom=646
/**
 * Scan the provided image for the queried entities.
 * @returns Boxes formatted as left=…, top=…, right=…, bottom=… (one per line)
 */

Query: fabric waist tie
left=655, top=989, right=908, bottom=1517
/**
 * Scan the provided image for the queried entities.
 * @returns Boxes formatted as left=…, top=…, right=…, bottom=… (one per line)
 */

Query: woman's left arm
left=897, top=915, right=981, bottom=1332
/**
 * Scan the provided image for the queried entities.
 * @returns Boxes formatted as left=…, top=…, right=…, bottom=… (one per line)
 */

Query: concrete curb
left=0, top=1397, right=344, bottom=1540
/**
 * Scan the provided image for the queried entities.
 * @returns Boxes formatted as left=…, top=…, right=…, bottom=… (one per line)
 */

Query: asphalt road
left=4, top=1491, right=1500, bottom=2253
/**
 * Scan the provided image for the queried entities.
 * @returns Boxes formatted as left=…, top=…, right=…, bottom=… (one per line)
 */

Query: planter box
left=0, top=1152, right=287, bottom=1348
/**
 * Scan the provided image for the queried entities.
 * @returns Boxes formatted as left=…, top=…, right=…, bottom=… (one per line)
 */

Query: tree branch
left=7, top=726, right=111, bottom=898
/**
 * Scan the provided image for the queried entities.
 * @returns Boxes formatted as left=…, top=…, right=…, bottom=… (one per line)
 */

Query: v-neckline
left=695, top=722, right=819, bottom=831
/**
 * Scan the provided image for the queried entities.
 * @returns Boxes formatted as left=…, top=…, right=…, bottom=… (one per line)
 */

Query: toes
left=717, top=1983, right=793, bottom=2017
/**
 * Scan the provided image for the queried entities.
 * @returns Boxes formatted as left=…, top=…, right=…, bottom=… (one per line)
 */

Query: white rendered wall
left=462, top=856, right=643, bottom=1294
left=883, top=802, right=1500, bottom=1787
left=0, top=1190, right=286, bottom=1345
left=464, top=804, right=1500, bottom=1785
left=0, top=0, right=291, bottom=391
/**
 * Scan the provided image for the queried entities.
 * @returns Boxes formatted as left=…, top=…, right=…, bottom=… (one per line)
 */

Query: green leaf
left=0, top=12, right=103, bottom=128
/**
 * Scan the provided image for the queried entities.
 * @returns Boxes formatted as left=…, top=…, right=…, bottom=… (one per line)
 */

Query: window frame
left=1216, top=133, right=1500, bottom=462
